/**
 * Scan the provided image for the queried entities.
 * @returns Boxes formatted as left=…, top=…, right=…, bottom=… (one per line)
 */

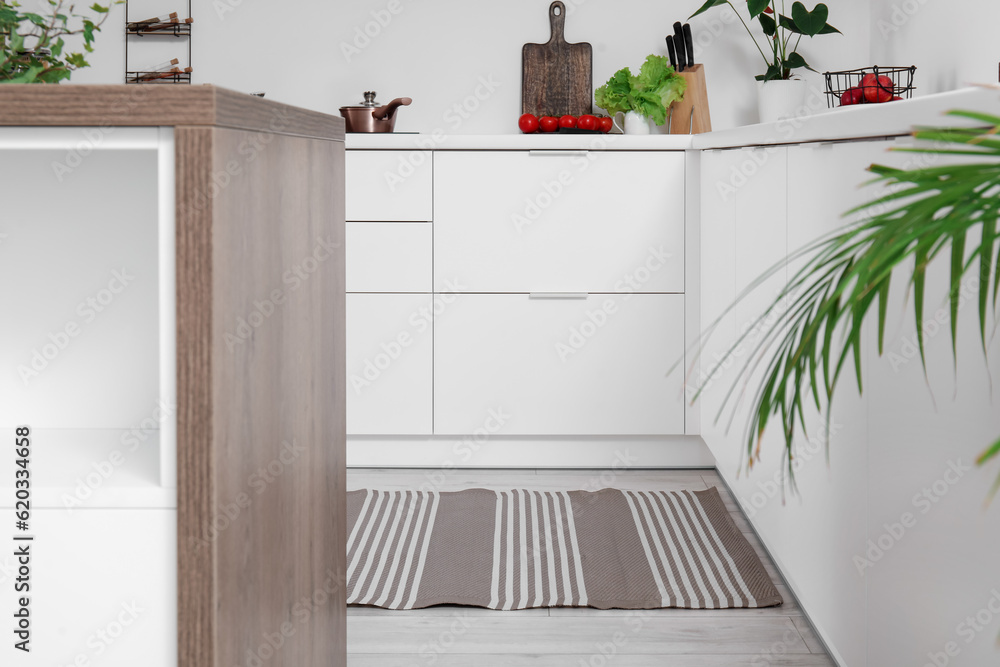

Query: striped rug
left=345, top=487, right=782, bottom=610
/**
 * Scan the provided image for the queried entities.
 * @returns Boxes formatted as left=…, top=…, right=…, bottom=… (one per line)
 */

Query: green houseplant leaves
left=678, top=109, right=1000, bottom=500
left=1, top=0, right=120, bottom=83
left=690, top=0, right=840, bottom=80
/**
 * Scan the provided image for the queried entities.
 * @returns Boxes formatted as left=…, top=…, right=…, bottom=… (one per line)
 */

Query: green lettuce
left=594, top=55, right=687, bottom=126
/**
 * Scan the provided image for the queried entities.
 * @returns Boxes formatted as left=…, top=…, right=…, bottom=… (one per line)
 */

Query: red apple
left=840, top=87, right=864, bottom=106
left=861, top=73, right=893, bottom=103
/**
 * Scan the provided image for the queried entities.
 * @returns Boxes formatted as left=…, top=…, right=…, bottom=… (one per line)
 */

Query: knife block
left=668, top=64, right=711, bottom=134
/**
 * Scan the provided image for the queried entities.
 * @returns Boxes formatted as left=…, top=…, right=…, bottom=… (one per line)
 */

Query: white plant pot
left=757, top=79, right=807, bottom=124
left=621, top=110, right=652, bottom=135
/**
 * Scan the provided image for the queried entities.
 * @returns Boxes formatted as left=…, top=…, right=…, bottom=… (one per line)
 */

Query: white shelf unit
left=0, top=127, right=177, bottom=509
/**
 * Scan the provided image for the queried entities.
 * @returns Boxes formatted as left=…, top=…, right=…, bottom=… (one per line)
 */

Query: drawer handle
left=528, top=150, right=589, bottom=157
left=529, top=292, right=589, bottom=300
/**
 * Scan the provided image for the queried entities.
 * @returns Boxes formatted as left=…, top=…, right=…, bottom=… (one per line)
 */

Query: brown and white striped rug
left=346, top=487, right=782, bottom=611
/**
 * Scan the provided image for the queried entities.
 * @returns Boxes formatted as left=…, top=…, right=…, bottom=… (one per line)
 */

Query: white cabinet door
left=347, top=294, right=433, bottom=435
left=434, top=151, right=685, bottom=293
left=346, top=222, right=432, bottom=293
left=434, top=293, right=685, bottom=435
left=3, top=509, right=176, bottom=666
left=345, top=150, right=433, bottom=222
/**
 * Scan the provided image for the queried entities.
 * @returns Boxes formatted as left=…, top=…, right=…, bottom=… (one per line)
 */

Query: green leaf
left=977, top=215, right=995, bottom=351
left=759, top=13, right=777, bottom=37
left=89, top=3, right=110, bottom=12
left=791, top=2, right=829, bottom=36
left=748, top=0, right=771, bottom=19
left=949, top=231, right=966, bottom=362
left=689, top=0, right=727, bottom=19
left=755, top=63, right=783, bottom=81
left=783, top=52, right=811, bottom=71
left=913, top=245, right=929, bottom=374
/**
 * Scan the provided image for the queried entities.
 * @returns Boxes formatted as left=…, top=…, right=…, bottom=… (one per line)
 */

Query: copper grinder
left=339, top=92, right=412, bottom=133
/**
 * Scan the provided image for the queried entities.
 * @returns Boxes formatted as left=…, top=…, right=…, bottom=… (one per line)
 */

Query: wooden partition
left=0, top=85, right=347, bottom=667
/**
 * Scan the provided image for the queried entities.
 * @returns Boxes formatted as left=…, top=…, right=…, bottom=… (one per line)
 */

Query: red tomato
left=861, top=73, right=893, bottom=103
left=840, top=87, right=863, bottom=106
left=518, top=113, right=539, bottom=133
left=539, top=116, right=559, bottom=132
left=577, top=114, right=598, bottom=131
left=597, top=116, right=614, bottom=133
left=559, top=115, right=577, bottom=129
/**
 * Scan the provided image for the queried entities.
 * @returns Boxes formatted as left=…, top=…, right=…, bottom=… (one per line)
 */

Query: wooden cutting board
left=521, top=1, right=593, bottom=118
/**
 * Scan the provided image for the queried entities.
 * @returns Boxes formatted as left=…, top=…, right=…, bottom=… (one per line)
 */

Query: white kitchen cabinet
left=345, top=150, right=433, bottom=222
left=346, top=222, right=432, bottom=293
left=434, top=293, right=685, bottom=435
left=347, top=293, right=433, bottom=435
left=434, top=151, right=685, bottom=293
left=2, top=509, right=176, bottom=666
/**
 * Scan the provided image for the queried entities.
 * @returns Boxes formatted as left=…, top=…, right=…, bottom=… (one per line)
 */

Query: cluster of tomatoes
left=518, top=113, right=615, bottom=134
left=841, top=73, right=903, bottom=106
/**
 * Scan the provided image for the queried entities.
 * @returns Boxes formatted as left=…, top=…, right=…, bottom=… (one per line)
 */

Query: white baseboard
left=347, top=435, right=715, bottom=469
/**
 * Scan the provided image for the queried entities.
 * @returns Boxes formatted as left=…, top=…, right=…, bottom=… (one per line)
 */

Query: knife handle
left=665, top=35, right=678, bottom=70
left=673, top=23, right=687, bottom=71
left=683, top=23, right=695, bottom=66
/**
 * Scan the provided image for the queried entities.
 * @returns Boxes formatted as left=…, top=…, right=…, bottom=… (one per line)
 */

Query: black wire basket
left=823, top=66, right=916, bottom=108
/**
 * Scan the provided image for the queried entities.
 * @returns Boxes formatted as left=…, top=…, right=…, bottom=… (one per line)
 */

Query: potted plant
left=680, top=108, right=1000, bottom=497
left=595, top=55, right=687, bottom=134
left=1, top=0, right=119, bottom=83
left=690, top=0, right=840, bottom=123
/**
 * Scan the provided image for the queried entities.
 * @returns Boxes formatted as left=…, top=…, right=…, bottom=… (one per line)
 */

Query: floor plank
left=792, top=616, right=828, bottom=654
left=347, top=616, right=811, bottom=655
left=347, top=654, right=837, bottom=666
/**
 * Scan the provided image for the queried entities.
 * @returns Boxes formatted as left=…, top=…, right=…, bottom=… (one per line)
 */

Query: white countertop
left=345, top=87, right=998, bottom=152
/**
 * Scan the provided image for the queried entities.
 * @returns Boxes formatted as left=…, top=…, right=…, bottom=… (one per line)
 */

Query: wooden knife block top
left=668, top=64, right=711, bottom=135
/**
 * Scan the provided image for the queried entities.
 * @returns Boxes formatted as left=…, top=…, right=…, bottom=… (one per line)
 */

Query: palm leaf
left=680, top=108, right=1000, bottom=494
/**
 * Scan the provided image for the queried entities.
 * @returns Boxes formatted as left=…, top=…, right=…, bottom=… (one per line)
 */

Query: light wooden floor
left=346, top=469, right=836, bottom=667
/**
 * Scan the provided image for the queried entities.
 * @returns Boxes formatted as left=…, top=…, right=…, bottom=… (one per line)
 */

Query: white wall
left=870, top=0, right=1000, bottom=93
left=68, top=0, right=869, bottom=131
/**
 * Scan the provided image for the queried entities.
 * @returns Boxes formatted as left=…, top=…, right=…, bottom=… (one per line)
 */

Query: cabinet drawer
left=434, top=151, right=684, bottom=293
left=434, top=293, right=685, bottom=435
left=346, top=150, right=433, bottom=221
left=347, top=294, right=433, bottom=435
left=347, top=222, right=432, bottom=293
